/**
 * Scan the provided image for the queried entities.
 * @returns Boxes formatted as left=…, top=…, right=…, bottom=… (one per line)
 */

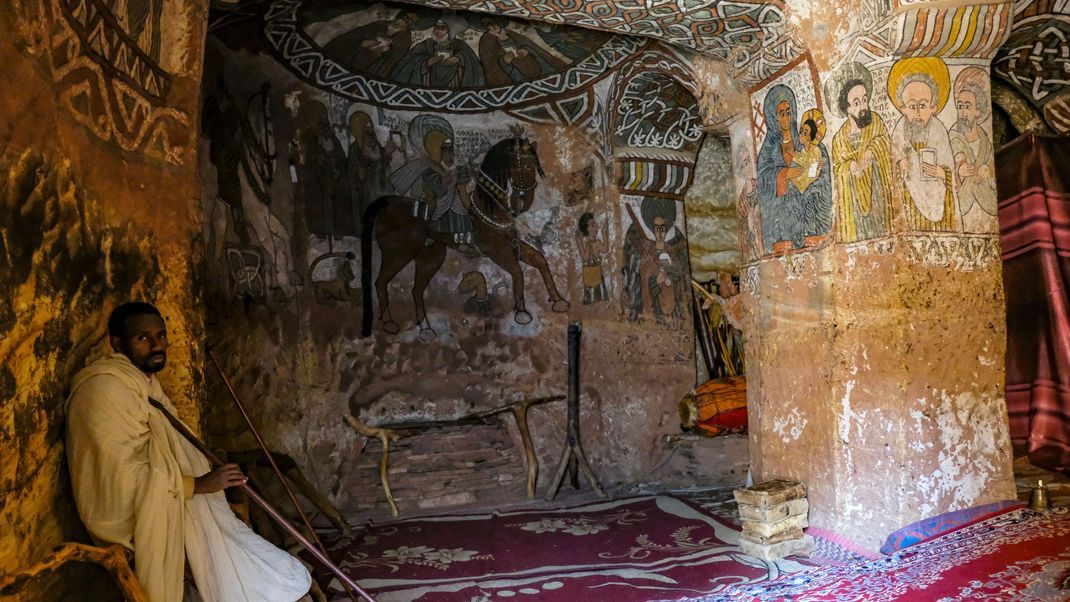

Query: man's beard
left=851, top=109, right=873, bottom=129
left=905, top=118, right=928, bottom=145
left=137, top=352, right=167, bottom=374
left=956, top=117, right=975, bottom=131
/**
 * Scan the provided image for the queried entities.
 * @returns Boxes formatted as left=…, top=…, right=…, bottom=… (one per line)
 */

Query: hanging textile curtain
left=996, top=132, right=1070, bottom=471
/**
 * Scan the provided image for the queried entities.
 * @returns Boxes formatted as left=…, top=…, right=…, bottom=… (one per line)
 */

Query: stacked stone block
left=733, top=480, right=814, bottom=560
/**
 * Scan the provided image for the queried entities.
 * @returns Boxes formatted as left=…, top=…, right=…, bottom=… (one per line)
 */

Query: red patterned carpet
left=311, top=496, right=817, bottom=601
left=719, top=506, right=1070, bottom=602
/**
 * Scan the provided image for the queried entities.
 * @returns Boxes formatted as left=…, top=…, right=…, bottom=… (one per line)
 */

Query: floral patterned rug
left=715, top=506, right=1070, bottom=602
left=311, top=495, right=816, bottom=601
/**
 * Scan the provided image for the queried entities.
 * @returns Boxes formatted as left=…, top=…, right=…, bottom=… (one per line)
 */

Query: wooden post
left=546, top=322, right=606, bottom=500
left=345, top=415, right=405, bottom=517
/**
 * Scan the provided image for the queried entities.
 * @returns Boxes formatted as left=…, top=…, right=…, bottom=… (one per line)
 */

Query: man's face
left=956, top=90, right=980, bottom=129
left=901, top=80, right=935, bottom=126
left=653, top=216, right=668, bottom=242
left=776, top=101, right=792, bottom=133
left=387, top=18, right=407, bottom=35
left=846, top=84, right=873, bottom=128
left=111, top=314, right=168, bottom=374
left=441, top=143, right=454, bottom=167
left=433, top=23, right=449, bottom=42
left=799, top=123, right=813, bottom=145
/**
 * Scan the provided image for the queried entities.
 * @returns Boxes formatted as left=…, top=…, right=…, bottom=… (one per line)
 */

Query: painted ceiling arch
left=263, top=0, right=650, bottom=112
left=363, top=0, right=787, bottom=59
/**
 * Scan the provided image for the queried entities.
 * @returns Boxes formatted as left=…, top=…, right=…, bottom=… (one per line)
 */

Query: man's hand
left=194, top=463, right=248, bottom=494
left=921, top=162, right=944, bottom=179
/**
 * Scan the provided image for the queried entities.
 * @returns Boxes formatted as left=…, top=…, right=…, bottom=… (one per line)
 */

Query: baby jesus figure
left=790, top=118, right=822, bottom=193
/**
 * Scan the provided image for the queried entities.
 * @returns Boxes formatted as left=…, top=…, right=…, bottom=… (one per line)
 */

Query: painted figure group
left=320, top=11, right=597, bottom=88
left=748, top=58, right=997, bottom=260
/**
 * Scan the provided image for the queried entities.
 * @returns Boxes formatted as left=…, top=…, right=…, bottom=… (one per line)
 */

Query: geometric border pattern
left=896, top=3, right=1012, bottom=60
left=994, top=14, right=1070, bottom=104
left=12, top=0, right=194, bottom=166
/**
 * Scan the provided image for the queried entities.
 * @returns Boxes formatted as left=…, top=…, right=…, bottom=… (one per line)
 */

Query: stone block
left=733, top=480, right=806, bottom=508
left=738, top=498, right=808, bottom=522
left=742, top=512, right=808, bottom=538
left=739, top=534, right=815, bottom=561
left=740, top=526, right=804, bottom=545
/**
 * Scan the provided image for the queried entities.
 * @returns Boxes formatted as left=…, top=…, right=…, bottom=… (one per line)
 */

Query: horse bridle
left=473, top=171, right=517, bottom=231
left=473, top=143, right=537, bottom=230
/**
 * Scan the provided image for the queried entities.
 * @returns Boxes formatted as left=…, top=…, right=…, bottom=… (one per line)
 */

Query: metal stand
left=546, top=322, right=606, bottom=500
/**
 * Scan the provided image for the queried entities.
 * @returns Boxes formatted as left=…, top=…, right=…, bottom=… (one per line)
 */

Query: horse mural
left=361, top=125, right=570, bottom=339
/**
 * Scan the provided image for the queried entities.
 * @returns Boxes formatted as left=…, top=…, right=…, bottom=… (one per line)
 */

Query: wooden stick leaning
left=207, top=349, right=330, bottom=555
left=206, top=349, right=367, bottom=602
left=147, top=398, right=375, bottom=602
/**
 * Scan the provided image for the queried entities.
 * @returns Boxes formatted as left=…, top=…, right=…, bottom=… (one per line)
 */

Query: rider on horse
left=389, top=118, right=478, bottom=255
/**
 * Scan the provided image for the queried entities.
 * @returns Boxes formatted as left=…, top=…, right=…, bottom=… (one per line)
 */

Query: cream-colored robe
left=66, top=353, right=312, bottom=602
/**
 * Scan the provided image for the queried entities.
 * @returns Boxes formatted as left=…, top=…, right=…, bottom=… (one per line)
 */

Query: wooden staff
left=207, top=349, right=328, bottom=554
left=147, top=398, right=375, bottom=602
left=206, top=348, right=362, bottom=601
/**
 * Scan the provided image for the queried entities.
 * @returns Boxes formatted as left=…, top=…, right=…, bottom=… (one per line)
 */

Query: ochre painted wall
left=0, top=0, right=208, bottom=597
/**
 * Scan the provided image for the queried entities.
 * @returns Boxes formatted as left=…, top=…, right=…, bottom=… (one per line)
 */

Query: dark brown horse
left=361, top=136, right=569, bottom=338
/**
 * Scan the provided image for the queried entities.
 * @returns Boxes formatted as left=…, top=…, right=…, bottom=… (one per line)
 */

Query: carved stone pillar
left=700, top=0, right=1018, bottom=550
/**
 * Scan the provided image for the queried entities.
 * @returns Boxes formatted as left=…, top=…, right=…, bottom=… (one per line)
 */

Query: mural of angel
left=622, top=198, right=687, bottom=329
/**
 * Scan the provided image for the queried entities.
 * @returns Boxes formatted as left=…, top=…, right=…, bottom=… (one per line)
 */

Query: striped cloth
left=996, top=132, right=1070, bottom=472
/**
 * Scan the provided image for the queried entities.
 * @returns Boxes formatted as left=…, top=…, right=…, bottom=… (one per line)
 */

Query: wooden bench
left=345, top=395, right=565, bottom=516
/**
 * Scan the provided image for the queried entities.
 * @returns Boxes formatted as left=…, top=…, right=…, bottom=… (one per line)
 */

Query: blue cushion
left=880, top=500, right=1022, bottom=555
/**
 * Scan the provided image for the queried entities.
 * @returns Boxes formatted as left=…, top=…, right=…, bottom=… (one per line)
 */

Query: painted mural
left=202, top=78, right=297, bottom=305
left=749, top=55, right=833, bottom=255
left=361, top=118, right=570, bottom=339
left=950, top=67, right=998, bottom=233
left=735, top=51, right=1003, bottom=263
left=264, top=0, right=644, bottom=112
left=302, top=3, right=608, bottom=87
left=200, top=2, right=704, bottom=519
left=622, top=197, right=689, bottom=329
left=887, top=58, right=959, bottom=232
left=576, top=212, right=610, bottom=305
left=736, top=145, right=763, bottom=263
left=12, top=0, right=197, bottom=165
left=824, top=62, right=895, bottom=243
left=864, top=57, right=999, bottom=236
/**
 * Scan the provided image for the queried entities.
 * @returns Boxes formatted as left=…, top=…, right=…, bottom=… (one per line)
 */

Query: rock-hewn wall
left=199, top=3, right=728, bottom=519
left=0, top=0, right=207, bottom=597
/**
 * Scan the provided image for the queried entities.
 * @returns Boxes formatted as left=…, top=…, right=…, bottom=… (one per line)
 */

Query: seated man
left=66, top=302, right=312, bottom=602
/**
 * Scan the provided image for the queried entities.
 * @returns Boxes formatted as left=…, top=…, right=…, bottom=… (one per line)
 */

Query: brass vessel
left=1029, top=480, right=1051, bottom=511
